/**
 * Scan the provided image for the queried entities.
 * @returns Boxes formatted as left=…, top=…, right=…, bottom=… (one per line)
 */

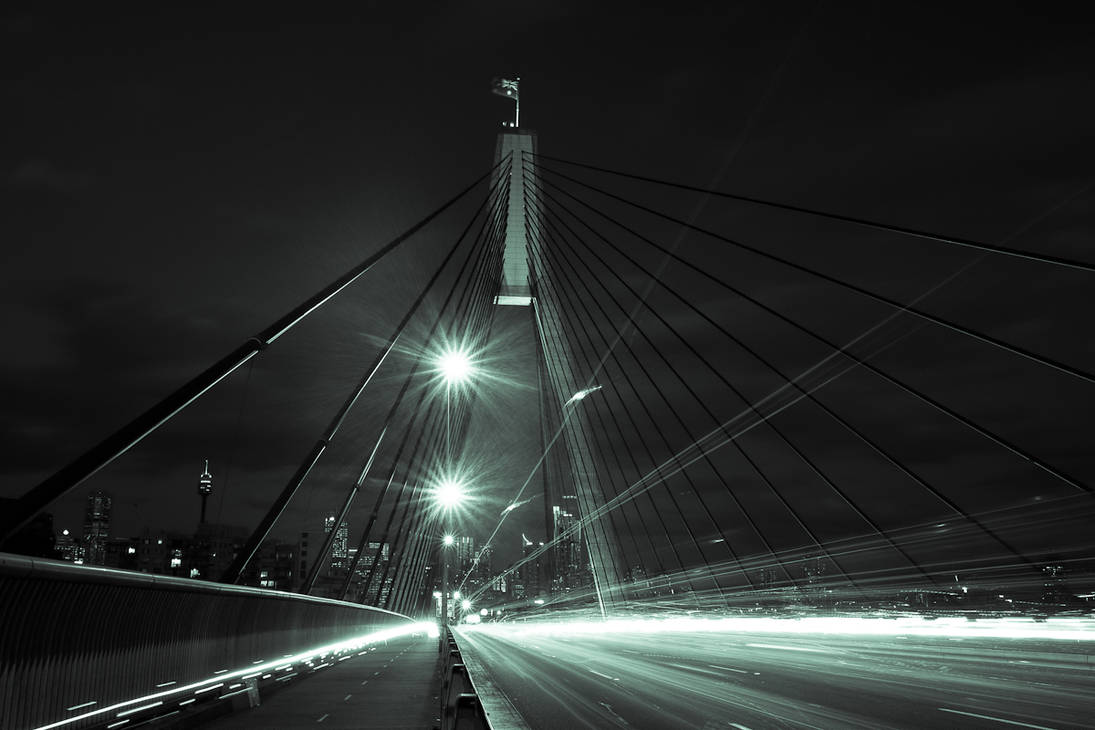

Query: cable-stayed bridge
left=2, top=126, right=1093, bottom=730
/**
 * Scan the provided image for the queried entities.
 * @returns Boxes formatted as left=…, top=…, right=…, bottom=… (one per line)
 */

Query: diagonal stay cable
left=534, top=162, right=1095, bottom=386
left=529, top=172, right=1037, bottom=572
left=529, top=166, right=1092, bottom=497
left=531, top=153, right=1095, bottom=274
left=0, top=160, right=507, bottom=544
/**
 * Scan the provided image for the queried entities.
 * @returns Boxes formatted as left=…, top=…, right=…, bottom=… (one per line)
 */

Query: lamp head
left=437, top=347, right=474, bottom=385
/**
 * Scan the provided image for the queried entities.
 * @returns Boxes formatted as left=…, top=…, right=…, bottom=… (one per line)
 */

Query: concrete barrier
left=0, top=553, right=417, bottom=730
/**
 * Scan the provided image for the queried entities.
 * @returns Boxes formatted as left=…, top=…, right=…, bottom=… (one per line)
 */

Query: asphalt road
left=197, top=634, right=441, bottom=729
left=453, top=620, right=1094, bottom=729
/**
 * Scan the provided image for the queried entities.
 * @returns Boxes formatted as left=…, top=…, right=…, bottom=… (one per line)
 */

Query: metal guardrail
left=440, top=630, right=490, bottom=730
left=0, top=553, right=418, bottom=730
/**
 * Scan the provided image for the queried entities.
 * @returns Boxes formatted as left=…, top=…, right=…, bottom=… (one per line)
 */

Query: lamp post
left=435, top=478, right=466, bottom=632
left=437, top=347, right=473, bottom=460
left=433, top=346, right=474, bottom=631
left=441, top=532, right=455, bottom=630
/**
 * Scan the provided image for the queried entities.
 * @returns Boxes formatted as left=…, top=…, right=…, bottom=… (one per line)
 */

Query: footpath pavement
left=196, top=634, right=442, bottom=729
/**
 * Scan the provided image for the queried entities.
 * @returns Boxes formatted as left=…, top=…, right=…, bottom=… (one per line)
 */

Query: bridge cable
left=530, top=153, right=1095, bottom=275
left=529, top=167, right=1092, bottom=497
left=221, top=163, right=511, bottom=582
left=529, top=200, right=804, bottom=591
left=375, top=211, right=509, bottom=608
left=368, top=181, right=510, bottom=608
left=533, top=162, right=1095, bottom=387
left=528, top=170, right=934, bottom=588
left=0, top=160, right=507, bottom=544
left=338, top=179, right=512, bottom=599
left=528, top=169, right=1038, bottom=575
left=527, top=248, right=689, bottom=599
left=393, top=233, right=509, bottom=611
left=529, top=188, right=861, bottom=592
left=528, top=211, right=739, bottom=600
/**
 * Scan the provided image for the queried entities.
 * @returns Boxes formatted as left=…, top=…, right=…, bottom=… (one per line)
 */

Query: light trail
left=466, top=615, right=1095, bottom=642
left=31, top=622, right=436, bottom=730
left=454, top=616, right=1095, bottom=729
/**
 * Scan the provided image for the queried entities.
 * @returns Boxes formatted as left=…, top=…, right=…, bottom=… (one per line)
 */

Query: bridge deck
left=197, top=634, right=441, bottom=729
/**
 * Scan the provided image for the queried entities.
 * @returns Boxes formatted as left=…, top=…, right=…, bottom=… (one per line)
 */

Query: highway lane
left=197, top=634, right=441, bottom=729
left=453, top=620, right=1094, bottom=729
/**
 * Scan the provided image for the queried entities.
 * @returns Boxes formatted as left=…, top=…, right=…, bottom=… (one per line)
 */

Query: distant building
left=551, top=503, right=588, bottom=592
left=188, top=523, right=247, bottom=581
left=242, top=541, right=295, bottom=590
left=517, top=534, right=545, bottom=599
left=82, top=491, right=112, bottom=566
left=54, top=527, right=82, bottom=563
left=103, top=537, right=140, bottom=570
left=453, top=535, right=475, bottom=573
left=324, top=514, right=350, bottom=574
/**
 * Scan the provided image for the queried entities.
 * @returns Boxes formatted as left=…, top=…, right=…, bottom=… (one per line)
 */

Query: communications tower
left=197, top=460, right=213, bottom=525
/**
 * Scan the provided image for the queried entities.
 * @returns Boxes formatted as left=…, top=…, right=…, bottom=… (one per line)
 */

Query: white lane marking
left=588, top=669, right=618, bottom=681
left=361, top=680, right=369, bottom=686
left=730, top=724, right=753, bottom=730
left=745, top=643, right=829, bottom=653
left=155, top=681, right=176, bottom=688
left=317, top=713, right=329, bottom=723
left=709, top=664, right=748, bottom=674
left=599, top=701, right=630, bottom=726
left=66, top=701, right=98, bottom=711
left=344, top=694, right=352, bottom=701
left=938, top=708, right=1056, bottom=729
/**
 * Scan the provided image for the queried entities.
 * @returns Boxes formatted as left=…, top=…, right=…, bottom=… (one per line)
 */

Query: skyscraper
left=324, top=514, right=350, bottom=574
left=82, top=490, right=112, bottom=566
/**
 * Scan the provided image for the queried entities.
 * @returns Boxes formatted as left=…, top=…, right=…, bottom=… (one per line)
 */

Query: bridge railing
left=0, top=553, right=420, bottom=730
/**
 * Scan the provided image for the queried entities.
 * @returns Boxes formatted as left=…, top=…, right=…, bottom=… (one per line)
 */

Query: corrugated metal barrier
left=0, top=553, right=418, bottom=730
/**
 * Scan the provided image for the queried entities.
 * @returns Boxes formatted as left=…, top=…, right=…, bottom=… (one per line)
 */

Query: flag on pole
left=490, top=77, right=519, bottom=102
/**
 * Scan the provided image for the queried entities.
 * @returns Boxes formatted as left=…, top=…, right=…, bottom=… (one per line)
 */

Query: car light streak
left=745, top=643, right=830, bottom=653
left=938, top=707, right=1056, bottom=729
left=465, top=615, right=1095, bottom=641
left=64, top=702, right=96, bottom=711
left=32, top=622, right=433, bottom=730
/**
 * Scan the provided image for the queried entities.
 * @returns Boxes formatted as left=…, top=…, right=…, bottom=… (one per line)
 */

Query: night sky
left=2, top=5, right=1093, bottom=580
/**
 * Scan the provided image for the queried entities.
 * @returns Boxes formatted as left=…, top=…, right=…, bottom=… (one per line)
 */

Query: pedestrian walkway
left=197, top=634, right=441, bottom=729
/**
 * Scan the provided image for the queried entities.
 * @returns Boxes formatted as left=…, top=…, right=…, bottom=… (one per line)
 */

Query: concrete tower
left=197, top=460, right=213, bottom=525
left=492, top=126, right=624, bottom=615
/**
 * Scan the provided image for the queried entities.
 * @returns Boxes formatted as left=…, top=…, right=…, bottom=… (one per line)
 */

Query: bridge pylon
left=492, top=128, right=625, bottom=615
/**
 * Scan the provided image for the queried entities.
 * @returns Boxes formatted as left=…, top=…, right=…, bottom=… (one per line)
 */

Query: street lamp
left=434, top=479, right=467, bottom=636
left=437, top=347, right=474, bottom=385
left=435, top=479, right=466, bottom=511
left=436, top=346, right=475, bottom=461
